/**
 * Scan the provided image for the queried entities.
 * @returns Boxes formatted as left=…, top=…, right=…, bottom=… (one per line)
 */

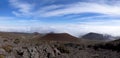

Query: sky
left=1, top=0, right=120, bottom=36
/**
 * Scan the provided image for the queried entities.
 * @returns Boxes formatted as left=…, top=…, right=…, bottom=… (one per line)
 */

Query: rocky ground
left=0, top=32, right=120, bottom=58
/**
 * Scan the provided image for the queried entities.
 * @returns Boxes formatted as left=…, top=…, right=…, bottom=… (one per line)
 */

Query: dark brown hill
left=39, top=33, right=79, bottom=42
left=82, top=32, right=111, bottom=40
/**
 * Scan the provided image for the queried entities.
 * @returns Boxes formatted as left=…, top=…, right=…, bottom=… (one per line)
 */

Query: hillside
left=0, top=32, right=120, bottom=58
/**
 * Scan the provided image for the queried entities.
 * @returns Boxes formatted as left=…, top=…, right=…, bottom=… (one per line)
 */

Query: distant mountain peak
left=82, top=32, right=111, bottom=40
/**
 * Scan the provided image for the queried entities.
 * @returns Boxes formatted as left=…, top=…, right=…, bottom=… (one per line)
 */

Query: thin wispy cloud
left=9, top=0, right=120, bottom=18
left=9, top=0, right=34, bottom=17
left=40, top=2, right=120, bottom=17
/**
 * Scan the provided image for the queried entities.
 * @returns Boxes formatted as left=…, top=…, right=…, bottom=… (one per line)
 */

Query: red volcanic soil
left=40, top=33, right=79, bottom=42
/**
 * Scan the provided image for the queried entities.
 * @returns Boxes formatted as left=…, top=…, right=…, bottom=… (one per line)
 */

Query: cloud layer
left=1, top=16, right=120, bottom=37
left=9, top=0, right=120, bottom=17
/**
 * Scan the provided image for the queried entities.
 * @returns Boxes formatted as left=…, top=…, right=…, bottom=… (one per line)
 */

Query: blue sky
left=1, top=0, right=120, bottom=36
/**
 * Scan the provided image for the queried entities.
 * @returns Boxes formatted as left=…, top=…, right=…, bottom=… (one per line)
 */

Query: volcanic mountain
left=39, top=33, right=79, bottom=42
left=81, top=32, right=111, bottom=40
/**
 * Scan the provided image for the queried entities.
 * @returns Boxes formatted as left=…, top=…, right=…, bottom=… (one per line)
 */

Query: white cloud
left=40, top=2, right=120, bottom=17
left=28, top=23, right=120, bottom=37
left=9, top=0, right=34, bottom=17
